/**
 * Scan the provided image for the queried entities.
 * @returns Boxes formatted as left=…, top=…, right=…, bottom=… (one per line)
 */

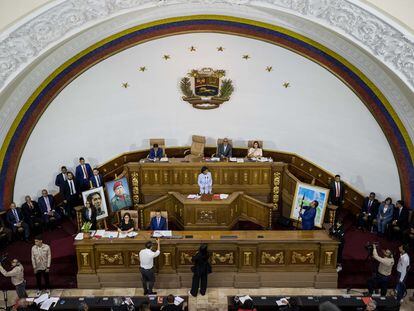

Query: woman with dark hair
left=118, top=212, right=135, bottom=233
left=188, top=244, right=211, bottom=297
left=247, top=141, right=262, bottom=158
left=377, top=197, right=394, bottom=235
left=197, top=166, right=213, bottom=194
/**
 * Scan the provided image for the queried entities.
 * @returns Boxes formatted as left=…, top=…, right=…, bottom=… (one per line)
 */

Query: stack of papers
left=118, top=232, right=128, bottom=239
left=210, top=157, right=220, bottom=161
left=239, top=295, right=252, bottom=304
left=40, top=297, right=60, bottom=310
left=153, top=230, right=172, bottom=237
left=219, top=194, right=229, bottom=199
left=276, top=298, right=289, bottom=306
left=174, top=296, right=184, bottom=306
left=74, top=233, right=84, bottom=240
left=127, top=232, right=138, bottom=238
left=160, top=157, right=169, bottom=162
left=187, top=194, right=200, bottom=199
left=103, top=231, right=118, bottom=238
left=229, top=157, right=237, bottom=162
left=236, top=158, right=244, bottom=163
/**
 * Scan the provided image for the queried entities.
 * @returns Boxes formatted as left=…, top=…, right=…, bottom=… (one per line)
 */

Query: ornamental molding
left=0, top=0, right=413, bottom=147
left=0, top=0, right=413, bottom=95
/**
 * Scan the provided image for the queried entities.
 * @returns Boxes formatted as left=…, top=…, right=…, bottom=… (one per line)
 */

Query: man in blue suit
left=89, top=168, right=103, bottom=188
left=75, top=157, right=93, bottom=191
left=148, top=144, right=163, bottom=160
left=149, top=210, right=167, bottom=230
left=38, top=189, right=61, bottom=227
left=300, top=200, right=318, bottom=230
left=7, top=203, right=30, bottom=241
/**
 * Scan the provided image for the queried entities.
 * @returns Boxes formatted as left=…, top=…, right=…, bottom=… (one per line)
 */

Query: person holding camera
left=367, top=244, right=394, bottom=296
left=0, top=258, right=27, bottom=298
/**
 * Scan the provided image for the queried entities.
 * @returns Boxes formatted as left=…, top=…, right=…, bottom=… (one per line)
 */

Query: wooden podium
left=137, top=192, right=273, bottom=230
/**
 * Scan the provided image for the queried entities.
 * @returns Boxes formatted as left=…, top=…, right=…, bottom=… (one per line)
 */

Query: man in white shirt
left=198, top=166, right=213, bottom=194
left=139, top=238, right=160, bottom=295
left=396, top=244, right=410, bottom=301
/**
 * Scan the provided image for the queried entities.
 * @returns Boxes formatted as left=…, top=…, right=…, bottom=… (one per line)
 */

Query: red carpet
left=0, top=220, right=77, bottom=290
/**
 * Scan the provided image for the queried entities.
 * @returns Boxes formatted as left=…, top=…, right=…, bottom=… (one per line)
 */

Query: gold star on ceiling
left=139, top=66, right=146, bottom=72
left=121, top=82, right=130, bottom=88
left=242, top=54, right=250, bottom=60
left=283, top=82, right=290, bottom=88
left=163, top=54, right=170, bottom=60
left=189, top=46, right=196, bottom=52
left=217, top=46, right=224, bottom=52
left=266, top=66, right=273, bottom=72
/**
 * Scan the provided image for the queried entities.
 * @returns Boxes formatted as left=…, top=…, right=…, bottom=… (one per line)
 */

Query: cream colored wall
left=0, top=0, right=413, bottom=32
left=0, top=0, right=52, bottom=31
left=363, top=0, right=414, bottom=31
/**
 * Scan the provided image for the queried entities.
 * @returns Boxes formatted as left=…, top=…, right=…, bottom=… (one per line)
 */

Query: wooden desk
left=125, top=160, right=282, bottom=203
left=75, top=230, right=338, bottom=289
left=137, top=192, right=273, bottom=230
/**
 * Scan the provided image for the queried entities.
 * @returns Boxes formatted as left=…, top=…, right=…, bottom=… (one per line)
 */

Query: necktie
left=13, top=209, right=19, bottom=222
left=45, top=197, right=51, bottom=212
left=157, top=217, right=160, bottom=227
left=95, top=176, right=99, bottom=187
left=69, top=180, right=74, bottom=195
left=335, top=182, right=340, bottom=198
left=82, top=165, right=88, bottom=179
left=63, top=174, right=66, bottom=181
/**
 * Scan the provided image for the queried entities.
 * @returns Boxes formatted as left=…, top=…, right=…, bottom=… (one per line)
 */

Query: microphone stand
left=295, top=194, right=305, bottom=230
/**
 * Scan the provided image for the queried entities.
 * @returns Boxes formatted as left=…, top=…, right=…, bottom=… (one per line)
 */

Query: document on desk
left=118, top=232, right=128, bottom=239
left=153, top=230, right=172, bottom=237
left=219, top=194, right=229, bottom=199
left=236, top=158, right=244, bottom=163
left=40, top=297, right=60, bottom=310
left=74, top=232, right=84, bottom=240
left=187, top=194, right=200, bottom=199
left=174, top=296, right=184, bottom=306
left=229, top=157, right=237, bottom=162
left=103, top=231, right=118, bottom=238
left=95, top=230, right=106, bottom=238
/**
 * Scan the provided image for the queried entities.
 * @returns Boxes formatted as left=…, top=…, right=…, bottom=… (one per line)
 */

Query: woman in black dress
left=118, top=212, right=135, bottom=233
left=189, top=244, right=211, bottom=297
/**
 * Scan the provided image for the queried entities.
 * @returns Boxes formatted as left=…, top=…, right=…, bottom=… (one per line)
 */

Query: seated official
left=402, top=215, right=414, bottom=244
left=300, top=200, right=318, bottom=230
left=198, top=166, right=213, bottom=195
left=389, top=200, right=409, bottom=239
left=150, top=210, right=167, bottom=230
left=38, top=189, right=61, bottom=227
left=237, top=298, right=257, bottom=311
left=118, top=212, right=135, bottom=233
left=82, top=200, right=97, bottom=230
left=6, top=203, right=30, bottom=241
left=217, top=138, right=232, bottom=159
left=376, top=197, right=394, bottom=235
left=21, top=195, right=43, bottom=231
left=247, top=141, right=262, bottom=158
left=357, top=192, right=379, bottom=231
left=148, top=143, right=163, bottom=160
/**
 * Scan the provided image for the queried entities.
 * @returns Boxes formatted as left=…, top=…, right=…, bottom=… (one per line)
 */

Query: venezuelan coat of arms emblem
left=180, top=68, right=234, bottom=110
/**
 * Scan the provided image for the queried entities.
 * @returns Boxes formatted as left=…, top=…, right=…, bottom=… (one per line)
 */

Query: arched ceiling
left=0, top=1, right=413, bottom=209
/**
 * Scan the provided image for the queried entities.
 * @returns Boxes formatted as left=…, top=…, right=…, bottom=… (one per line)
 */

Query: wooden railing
left=96, top=147, right=364, bottom=215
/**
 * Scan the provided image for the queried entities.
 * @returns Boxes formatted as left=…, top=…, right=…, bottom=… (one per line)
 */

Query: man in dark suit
left=357, top=192, right=379, bottom=231
left=21, top=195, right=43, bottom=232
left=216, top=138, right=232, bottom=159
left=75, top=157, right=93, bottom=191
left=389, top=200, right=409, bottom=240
left=6, top=203, right=30, bottom=241
left=329, top=175, right=345, bottom=208
left=148, top=144, right=163, bottom=160
left=38, top=189, right=61, bottom=228
left=89, top=168, right=103, bottom=188
left=54, top=166, right=68, bottom=196
left=63, top=172, right=81, bottom=217
left=149, top=210, right=167, bottom=230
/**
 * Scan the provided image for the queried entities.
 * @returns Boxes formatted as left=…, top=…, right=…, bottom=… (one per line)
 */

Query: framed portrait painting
left=105, top=177, right=132, bottom=212
left=290, top=182, right=329, bottom=228
left=82, top=186, right=108, bottom=221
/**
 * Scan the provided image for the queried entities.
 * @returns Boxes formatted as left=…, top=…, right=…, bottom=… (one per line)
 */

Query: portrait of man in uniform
left=106, top=178, right=132, bottom=212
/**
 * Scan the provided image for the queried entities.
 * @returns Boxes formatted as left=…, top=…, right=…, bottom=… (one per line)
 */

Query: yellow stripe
left=1, top=15, right=412, bottom=174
